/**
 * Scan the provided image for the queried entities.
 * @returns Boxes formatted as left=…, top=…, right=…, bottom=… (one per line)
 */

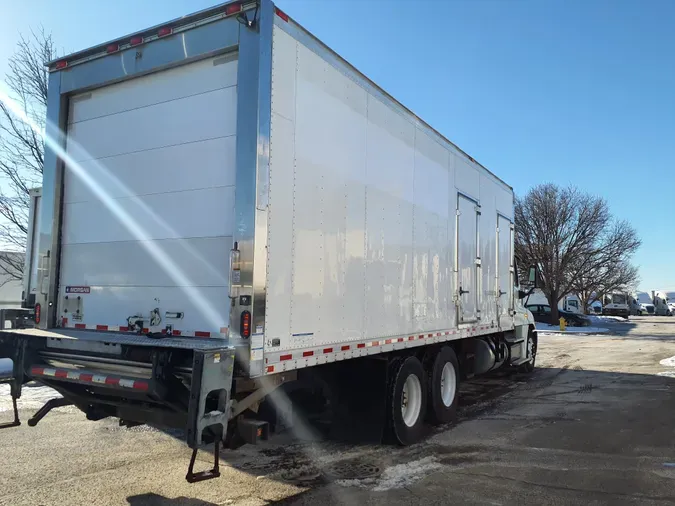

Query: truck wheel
left=425, top=346, right=460, bottom=425
left=386, top=356, right=427, bottom=445
left=520, top=328, right=537, bottom=373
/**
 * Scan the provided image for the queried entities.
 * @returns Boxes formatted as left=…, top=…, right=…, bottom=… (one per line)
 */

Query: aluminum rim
left=401, top=374, right=422, bottom=427
left=440, top=362, right=456, bottom=407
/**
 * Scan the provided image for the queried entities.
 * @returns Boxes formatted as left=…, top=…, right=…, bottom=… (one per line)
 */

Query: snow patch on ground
left=657, top=355, right=675, bottom=378
left=536, top=323, right=609, bottom=334
left=0, top=358, right=12, bottom=377
left=659, top=356, right=675, bottom=367
left=588, top=315, right=630, bottom=323
left=0, top=358, right=72, bottom=415
left=336, top=456, right=443, bottom=491
left=0, top=383, right=64, bottom=413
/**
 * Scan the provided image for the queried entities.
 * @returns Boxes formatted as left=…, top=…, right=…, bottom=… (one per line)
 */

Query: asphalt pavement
left=1, top=316, right=674, bottom=505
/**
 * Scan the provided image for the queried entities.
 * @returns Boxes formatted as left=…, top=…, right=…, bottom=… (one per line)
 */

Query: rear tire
left=425, top=347, right=460, bottom=425
left=520, top=328, right=537, bottom=373
left=386, top=356, right=427, bottom=445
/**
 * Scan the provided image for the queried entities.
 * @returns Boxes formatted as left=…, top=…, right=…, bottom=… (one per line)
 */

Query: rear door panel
left=58, top=56, right=238, bottom=335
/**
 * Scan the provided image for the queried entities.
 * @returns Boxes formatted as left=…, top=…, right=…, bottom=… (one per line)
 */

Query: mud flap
left=325, top=357, right=388, bottom=443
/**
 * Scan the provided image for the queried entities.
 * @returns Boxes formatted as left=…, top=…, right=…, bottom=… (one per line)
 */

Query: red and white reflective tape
left=264, top=324, right=500, bottom=374
left=61, top=319, right=225, bottom=338
left=31, top=366, right=149, bottom=391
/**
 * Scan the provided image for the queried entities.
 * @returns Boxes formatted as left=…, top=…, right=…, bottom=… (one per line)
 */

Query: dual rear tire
left=386, top=347, right=460, bottom=445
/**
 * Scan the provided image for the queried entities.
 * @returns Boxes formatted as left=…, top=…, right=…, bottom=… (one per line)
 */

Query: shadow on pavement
left=127, top=494, right=218, bottom=506
left=282, top=365, right=675, bottom=505
left=127, top=491, right=311, bottom=505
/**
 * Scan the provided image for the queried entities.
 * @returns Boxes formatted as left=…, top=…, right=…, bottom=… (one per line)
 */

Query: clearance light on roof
left=130, top=36, right=144, bottom=47
left=53, top=60, right=68, bottom=70
left=106, top=43, right=120, bottom=54
left=158, top=26, right=172, bottom=37
left=275, top=7, right=289, bottom=21
left=225, top=2, right=242, bottom=15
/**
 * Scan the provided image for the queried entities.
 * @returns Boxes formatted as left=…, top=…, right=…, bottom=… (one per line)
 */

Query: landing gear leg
left=0, top=394, right=20, bottom=429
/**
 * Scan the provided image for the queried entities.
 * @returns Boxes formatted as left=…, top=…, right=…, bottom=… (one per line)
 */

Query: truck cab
left=561, top=296, right=582, bottom=314
left=602, top=293, right=631, bottom=318
left=652, top=291, right=671, bottom=316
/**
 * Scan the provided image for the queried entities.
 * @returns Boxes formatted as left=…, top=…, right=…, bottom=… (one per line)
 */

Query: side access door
left=496, top=214, right=514, bottom=326
left=456, top=194, right=480, bottom=324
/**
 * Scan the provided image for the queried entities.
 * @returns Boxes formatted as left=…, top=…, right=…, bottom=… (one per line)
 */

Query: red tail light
left=158, top=27, right=172, bottom=37
left=226, top=2, right=242, bottom=15
left=275, top=7, right=289, bottom=22
left=240, top=310, right=251, bottom=338
left=34, top=303, right=41, bottom=324
left=130, top=36, right=143, bottom=46
left=106, top=43, right=120, bottom=53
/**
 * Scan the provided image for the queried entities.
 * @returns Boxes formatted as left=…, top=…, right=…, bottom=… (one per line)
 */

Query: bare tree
left=574, top=260, right=639, bottom=314
left=515, top=184, right=641, bottom=323
left=0, top=29, right=55, bottom=282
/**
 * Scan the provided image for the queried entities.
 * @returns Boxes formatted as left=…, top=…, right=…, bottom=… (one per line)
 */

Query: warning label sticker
left=65, top=286, right=91, bottom=294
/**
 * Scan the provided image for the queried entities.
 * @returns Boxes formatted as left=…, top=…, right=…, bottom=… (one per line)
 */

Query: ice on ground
left=536, top=323, right=609, bottom=334
left=0, top=383, right=63, bottom=413
left=657, top=371, right=675, bottom=378
left=336, top=456, right=443, bottom=491
left=372, top=456, right=443, bottom=491
left=659, top=356, right=675, bottom=367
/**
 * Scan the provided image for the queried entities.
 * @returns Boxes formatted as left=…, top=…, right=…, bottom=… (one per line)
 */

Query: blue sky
left=1, top=0, right=673, bottom=290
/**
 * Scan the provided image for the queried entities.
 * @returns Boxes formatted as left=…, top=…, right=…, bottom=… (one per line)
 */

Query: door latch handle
left=499, top=290, right=507, bottom=296
left=459, top=287, right=469, bottom=296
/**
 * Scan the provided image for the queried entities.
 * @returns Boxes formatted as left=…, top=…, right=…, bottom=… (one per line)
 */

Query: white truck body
left=525, top=289, right=581, bottom=314
left=0, top=0, right=536, bottom=479
left=31, top=6, right=524, bottom=376
left=22, top=188, right=42, bottom=307
left=0, top=254, right=24, bottom=310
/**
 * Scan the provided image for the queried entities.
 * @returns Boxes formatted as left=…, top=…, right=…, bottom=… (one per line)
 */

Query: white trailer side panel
left=363, top=91, right=415, bottom=338
left=58, top=56, right=238, bottom=334
left=412, top=131, right=452, bottom=332
left=266, top=25, right=514, bottom=353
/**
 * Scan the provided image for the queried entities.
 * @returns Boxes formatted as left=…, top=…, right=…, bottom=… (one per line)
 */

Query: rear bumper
left=0, top=328, right=236, bottom=448
left=602, top=308, right=629, bottom=317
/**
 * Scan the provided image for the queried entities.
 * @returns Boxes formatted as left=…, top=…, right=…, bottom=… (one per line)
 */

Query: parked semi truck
left=0, top=0, right=538, bottom=482
left=652, top=291, right=671, bottom=316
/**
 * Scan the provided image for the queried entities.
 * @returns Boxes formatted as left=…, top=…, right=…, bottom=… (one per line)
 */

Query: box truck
left=0, top=0, right=537, bottom=482
left=524, top=289, right=582, bottom=314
